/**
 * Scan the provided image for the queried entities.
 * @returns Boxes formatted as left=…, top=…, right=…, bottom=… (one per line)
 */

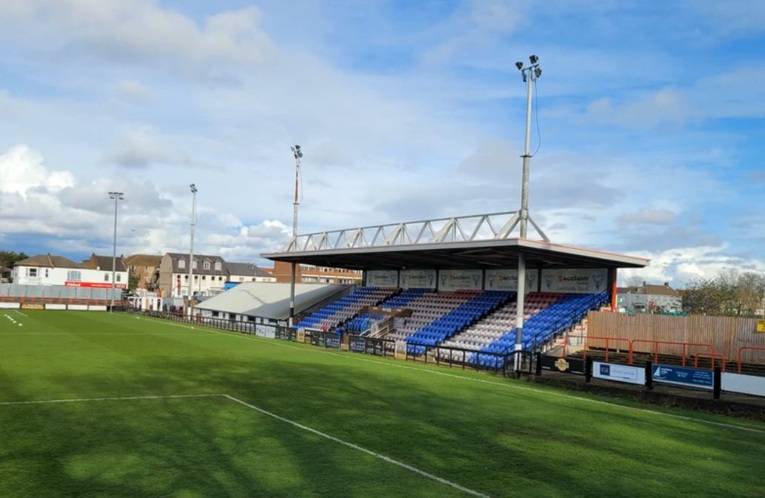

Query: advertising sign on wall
left=400, top=269, right=437, bottom=289
left=366, top=270, right=399, bottom=287
left=484, top=269, right=538, bottom=293
left=540, top=268, right=608, bottom=293
left=438, top=269, right=483, bottom=292
left=593, top=361, right=645, bottom=385
left=652, top=365, right=713, bottom=390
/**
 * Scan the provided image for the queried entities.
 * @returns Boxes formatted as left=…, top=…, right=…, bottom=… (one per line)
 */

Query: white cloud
left=0, top=145, right=74, bottom=198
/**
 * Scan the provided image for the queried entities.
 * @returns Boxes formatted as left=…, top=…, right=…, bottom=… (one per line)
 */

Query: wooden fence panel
left=587, top=312, right=765, bottom=363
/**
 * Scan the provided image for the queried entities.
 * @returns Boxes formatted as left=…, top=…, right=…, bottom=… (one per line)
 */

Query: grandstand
left=264, top=212, right=649, bottom=370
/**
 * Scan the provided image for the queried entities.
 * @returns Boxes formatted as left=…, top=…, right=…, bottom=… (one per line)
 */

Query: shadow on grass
left=3, top=336, right=765, bottom=497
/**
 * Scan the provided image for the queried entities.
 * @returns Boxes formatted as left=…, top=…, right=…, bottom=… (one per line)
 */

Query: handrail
left=632, top=339, right=714, bottom=367
left=737, top=346, right=765, bottom=373
left=694, top=352, right=726, bottom=372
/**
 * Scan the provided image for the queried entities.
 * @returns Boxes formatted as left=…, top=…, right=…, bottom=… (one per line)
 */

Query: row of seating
left=294, top=287, right=397, bottom=330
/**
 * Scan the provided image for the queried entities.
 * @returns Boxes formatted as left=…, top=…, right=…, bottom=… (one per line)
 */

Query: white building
left=158, top=252, right=228, bottom=298
left=226, top=262, right=276, bottom=284
left=12, top=254, right=128, bottom=289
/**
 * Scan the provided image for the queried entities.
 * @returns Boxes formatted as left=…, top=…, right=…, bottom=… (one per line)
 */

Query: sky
left=0, top=0, right=763, bottom=287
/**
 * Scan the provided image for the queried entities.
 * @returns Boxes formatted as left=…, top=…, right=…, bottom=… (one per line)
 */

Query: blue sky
left=0, top=0, right=763, bottom=286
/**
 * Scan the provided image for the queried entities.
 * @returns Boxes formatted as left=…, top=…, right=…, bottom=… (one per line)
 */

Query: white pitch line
left=14, top=310, right=28, bottom=317
left=222, top=394, right=491, bottom=498
left=0, top=393, right=224, bottom=406
left=0, top=391, right=491, bottom=497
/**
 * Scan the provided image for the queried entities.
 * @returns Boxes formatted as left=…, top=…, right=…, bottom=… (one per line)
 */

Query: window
left=44, top=269, right=49, bottom=278
left=28, top=268, right=38, bottom=277
left=218, top=276, right=223, bottom=281
left=67, top=270, right=81, bottom=281
left=194, top=275, right=198, bottom=280
left=202, top=276, right=206, bottom=280
left=192, top=260, right=198, bottom=269
left=184, top=275, right=188, bottom=280
left=178, top=259, right=186, bottom=269
left=116, top=274, right=122, bottom=282
left=203, top=261, right=211, bottom=270
left=105, top=274, right=110, bottom=282
left=214, top=262, right=222, bottom=271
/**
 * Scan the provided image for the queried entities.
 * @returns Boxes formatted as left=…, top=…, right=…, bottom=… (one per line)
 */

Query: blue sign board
left=652, top=365, right=714, bottom=390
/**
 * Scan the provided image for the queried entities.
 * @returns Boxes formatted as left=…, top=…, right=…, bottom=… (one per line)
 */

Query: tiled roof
left=81, top=254, right=128, bottom=272
left=125, top=254, right=162, bottom=267
left=226, top=262, right=273, bottom=278
left=15, top=254, right=81, bottom=269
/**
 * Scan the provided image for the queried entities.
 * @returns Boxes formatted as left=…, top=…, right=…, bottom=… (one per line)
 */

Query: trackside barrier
left=403, top=344, right=524, bottom=377
left=137, top=310, right=259, bottom=335
left=540, top=355, right=746, bottom=400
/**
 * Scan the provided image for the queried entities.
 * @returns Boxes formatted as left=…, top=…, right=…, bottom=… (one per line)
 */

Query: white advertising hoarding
left=722, top=372, right=765, bottom=397
left=400, top=269, right=437, bottom=290
left=366, top=270, right=399, bottom=287
left=484, top=269, right=538, bottom=293
left=540, top=268, right=608, bottom=293
left=593, top=361, right=645, bottom=385
left=438, top=269, right=483, bottom=292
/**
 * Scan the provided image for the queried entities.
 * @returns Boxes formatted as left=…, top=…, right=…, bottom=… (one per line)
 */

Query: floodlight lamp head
left=515, top=61, right=524, bottom=70
left=529, top=54, right=539, bottom=64
left=190, top=183, right=197, bottom=193
left=534, top=67, right=542, bottom=78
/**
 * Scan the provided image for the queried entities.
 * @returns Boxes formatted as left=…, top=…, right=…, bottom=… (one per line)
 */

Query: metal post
left=188, top=184, right=197, bottom=318
left=514, top=253, right=526, bottom=373
left=289, top=145, right=303, bottom=325
left=108, top=191, right=123, bottom=312
left=520, top=66, right=533, bottom=239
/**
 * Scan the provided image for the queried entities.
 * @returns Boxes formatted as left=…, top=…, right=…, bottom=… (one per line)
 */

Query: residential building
left=158, top=252, right=228, bottom=298
left=124, top=254, right=162, bottom=291
left=617, top=282, right=682, bottom=314
left=269, top=261, right=362, bottom=285
left=226, top=262, right=276, bottom=284
left=13, top=253, right=128, bottom=289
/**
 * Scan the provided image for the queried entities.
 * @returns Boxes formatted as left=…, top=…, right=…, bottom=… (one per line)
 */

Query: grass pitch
left=2, top=310, right=765, bottom=497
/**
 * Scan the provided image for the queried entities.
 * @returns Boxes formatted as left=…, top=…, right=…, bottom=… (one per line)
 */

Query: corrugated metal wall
left=587, top=312, right=765, bottom=363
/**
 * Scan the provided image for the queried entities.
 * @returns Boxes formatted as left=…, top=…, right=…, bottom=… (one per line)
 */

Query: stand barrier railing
left=737, top=346, right=765, bottom=373
left=630, top=339, right=714, bottom=367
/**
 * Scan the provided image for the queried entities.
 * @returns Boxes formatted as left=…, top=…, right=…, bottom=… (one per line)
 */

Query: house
left=226, top=262, right=276, bottom=284
left=157, top=252, right=228, bottom=298
left=124, top=254, right=162, bottom=291
left=269, top=261, right=362, bottom=285
left=12, top=254, right=82, bottom=286
left=12, top=253, right=128, bottom=289
left=617, top=282, right=682, bottom=314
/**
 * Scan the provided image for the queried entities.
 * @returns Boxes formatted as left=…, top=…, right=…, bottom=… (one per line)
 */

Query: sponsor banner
left=652, top=365, right=713, bottom=390
left=366, top=339, right=386, bottom=356
left=65, top=281, right=128, bottom=289
left=349, top=336, right=366, bottom=353
left=721, top=372, right=765, bottom=397
left=89, top=305, right=107, bottom=312
left=593, top=361, right=645, bottom=385
left=485, top=269, right=538, bottom=292
left=68, top=304, right=89, bottom=311
left=540, top=268, right=608, bottom=293
left=21, top=304, right=44, bottom=310
left=255, top=324, right=275, bottom=339
left=757, top=319, right=765, bottom=333
left=394, top=340, right=408, bottom=360
left=438, top=269, right=483, bottom=292
left=540, top=355, right=586, bottom=375
left=325, top=334, right=341, bottom=349
left=0, top=303, right=20, bottom=309
left=366, top=270, right=398, bottom=288
left=400, top=269, right=436, bottom=290
left=275, top=328, right=290, bottom=340
left=45, top=304, right=67, bottom=310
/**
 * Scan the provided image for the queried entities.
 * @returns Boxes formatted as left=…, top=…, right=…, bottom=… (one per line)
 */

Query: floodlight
left=190, top=183, right=197, bottom=193
left=529, top=54, right=539, bottom=64
left=534, top=67, right=542, bottom=78
left=515, top=61, right=523, bottom=70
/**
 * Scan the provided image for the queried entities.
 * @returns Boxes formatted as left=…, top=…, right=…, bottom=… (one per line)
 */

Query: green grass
left=2, top=310, right=765, bottom=497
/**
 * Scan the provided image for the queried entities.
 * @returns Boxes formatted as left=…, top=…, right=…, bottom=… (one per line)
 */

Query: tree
left=625, top=276, right=645, bottom=288
left=683, top=270, right=765, bottom=317
left=0, top=251, right=29, bottom=282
